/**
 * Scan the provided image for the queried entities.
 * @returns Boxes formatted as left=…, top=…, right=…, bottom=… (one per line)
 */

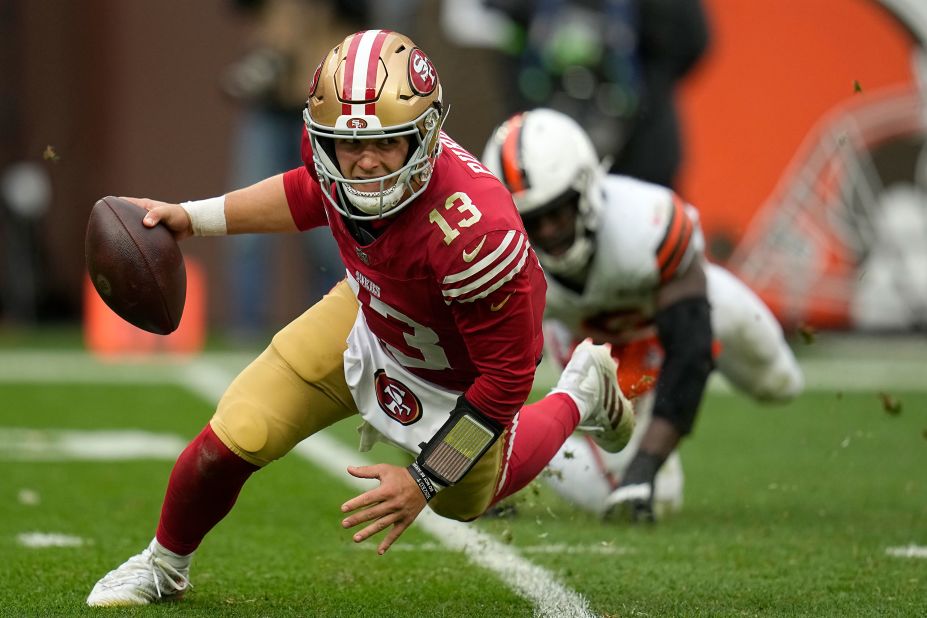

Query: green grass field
left=1, top=339, right=925, bottom=617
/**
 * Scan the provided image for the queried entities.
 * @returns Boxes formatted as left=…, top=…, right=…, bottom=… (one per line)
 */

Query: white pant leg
left=707, top=264, right=804, bottom=402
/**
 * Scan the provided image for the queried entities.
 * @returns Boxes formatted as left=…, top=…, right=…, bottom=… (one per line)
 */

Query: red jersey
left=282, top=131, right=546, bottom=424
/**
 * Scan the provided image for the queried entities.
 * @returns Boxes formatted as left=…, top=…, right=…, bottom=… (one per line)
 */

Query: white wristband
left=180, top=196, right=227, bottom=236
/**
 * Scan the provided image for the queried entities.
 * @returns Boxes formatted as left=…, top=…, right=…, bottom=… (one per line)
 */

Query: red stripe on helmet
left=364, top=30, right=388, bottom=116
left=341, top=32, right=365, bottom=115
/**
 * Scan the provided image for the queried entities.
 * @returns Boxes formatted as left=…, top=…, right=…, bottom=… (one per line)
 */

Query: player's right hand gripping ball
left=85, top=196, right=186, bottom=334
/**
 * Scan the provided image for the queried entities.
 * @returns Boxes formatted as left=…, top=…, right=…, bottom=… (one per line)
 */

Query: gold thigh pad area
left=211, top=280, right=359, bottom=466
left=428, top=433, right=505, bottom=522
left=211, top=279, right=506, bottom=517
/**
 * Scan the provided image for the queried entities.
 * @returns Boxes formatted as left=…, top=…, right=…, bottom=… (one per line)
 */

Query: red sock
left=491, top=392, right=579, bottom=506
left=155, top=425, right=259, bottom=555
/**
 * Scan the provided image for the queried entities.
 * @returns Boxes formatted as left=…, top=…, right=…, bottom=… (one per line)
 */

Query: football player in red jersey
left=86, top=31, right=635, bottom=607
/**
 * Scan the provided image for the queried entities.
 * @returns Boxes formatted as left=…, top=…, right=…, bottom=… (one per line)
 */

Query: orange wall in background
left=676, top=0, right=916, bottom=257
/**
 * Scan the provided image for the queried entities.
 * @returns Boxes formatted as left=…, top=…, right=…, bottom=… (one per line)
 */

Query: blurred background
left=1, top=0, right=926, bottom=350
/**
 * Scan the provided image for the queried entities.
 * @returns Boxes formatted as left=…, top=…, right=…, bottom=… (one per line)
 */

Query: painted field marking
left=353, top=541, right=634, bottom=556
left=18, top=489, right=41, bottom=506
left=0, top=428, right=185, bottom=461
left=17, top=532, right=88, bottom=548
left=2, top=349, right=927, bottom=392
left=886, top=545, right=927, bottom=558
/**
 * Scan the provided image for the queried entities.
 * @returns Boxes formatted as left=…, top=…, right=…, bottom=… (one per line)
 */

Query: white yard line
left=0, top=350, right=180, bottom=384
left=886, top=544, right=927, bottom=558
left=17, top=532, right=89, bottom=548
left=353, top=541, right=633, bottom=556
left=1, top=349, right=926, bottom=391
left=714, top=357, right=927, bottom=393
left=0, top=428, right=185, bottom=461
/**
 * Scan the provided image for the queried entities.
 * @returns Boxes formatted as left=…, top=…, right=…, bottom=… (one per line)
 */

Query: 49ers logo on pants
left=374, top=369, right=422, bottom=425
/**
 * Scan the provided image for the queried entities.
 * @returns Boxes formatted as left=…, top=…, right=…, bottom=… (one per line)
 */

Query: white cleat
left=86, top=539, right=190, bottom=607
left=554, top=339, right=635, bottom=453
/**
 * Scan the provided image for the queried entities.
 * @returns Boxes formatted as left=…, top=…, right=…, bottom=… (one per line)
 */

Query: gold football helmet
left=304, top=30, right=446, bottom=220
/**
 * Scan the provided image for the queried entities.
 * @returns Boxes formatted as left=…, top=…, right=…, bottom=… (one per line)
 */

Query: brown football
left=85, top=196, right=186, bottom=334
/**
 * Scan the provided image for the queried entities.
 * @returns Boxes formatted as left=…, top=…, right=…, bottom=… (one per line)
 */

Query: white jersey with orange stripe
left=544, top=175, right=705, bottom=344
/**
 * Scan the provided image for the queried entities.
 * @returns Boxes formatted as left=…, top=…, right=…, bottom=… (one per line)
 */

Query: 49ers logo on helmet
left=374, top=370, right=422, bottom=425
left=347, top=118, right=368, bottom=129
left=308, top=61, right=323, bottom=97
left=408, top=49, right=437, bottom=95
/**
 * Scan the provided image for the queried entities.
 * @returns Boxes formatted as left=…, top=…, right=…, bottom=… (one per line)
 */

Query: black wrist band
left=416, top=395, right=503, bottom=487
left=407, top=461, right=438, bottom=502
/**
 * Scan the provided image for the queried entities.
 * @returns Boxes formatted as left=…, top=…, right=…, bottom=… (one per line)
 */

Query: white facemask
left=343, top=180, right=406, bottom=214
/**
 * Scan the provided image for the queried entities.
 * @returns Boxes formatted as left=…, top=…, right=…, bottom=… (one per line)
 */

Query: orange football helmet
left=303, top=29, right=446, bottom=220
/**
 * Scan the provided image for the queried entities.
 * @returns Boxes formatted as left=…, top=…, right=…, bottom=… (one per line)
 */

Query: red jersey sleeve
left=282, top=167, right=328, bottom=231
left=442, top=230, right=546, bottom=424
left=282, top=130, right=329, bottom=231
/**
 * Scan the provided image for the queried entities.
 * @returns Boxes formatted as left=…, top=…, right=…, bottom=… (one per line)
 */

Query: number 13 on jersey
left=429, top=192, right=482, bottom=245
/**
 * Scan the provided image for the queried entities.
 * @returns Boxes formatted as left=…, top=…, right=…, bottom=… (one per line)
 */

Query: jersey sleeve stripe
left=656, top=195, right=692, bottom=274
left=448, top=244, right=530, bottom=303
left=442, top=230, right=516, bottom=284
left=659, top=213, right=693, bottom=282
left=442, top=236, right=527, bottom=300
left=442, top=234, right=525, bottom=296
left=656, top=196, right=684, bottom=266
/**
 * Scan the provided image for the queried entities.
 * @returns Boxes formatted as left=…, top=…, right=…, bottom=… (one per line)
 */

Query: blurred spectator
left=0, top=161, right=52, bottom=325
left=220, top=0, right=363, bottom=341
left=480, top=0, right=709, bottom=189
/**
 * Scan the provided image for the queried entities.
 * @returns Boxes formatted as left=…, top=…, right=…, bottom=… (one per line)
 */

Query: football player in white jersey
left=85, top=34, right=635, bottom=607
left=483, top=108, right=804, bottom=522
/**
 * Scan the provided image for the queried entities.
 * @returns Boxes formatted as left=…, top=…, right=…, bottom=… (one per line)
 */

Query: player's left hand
left=341, top=463, right=427, bottom=555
